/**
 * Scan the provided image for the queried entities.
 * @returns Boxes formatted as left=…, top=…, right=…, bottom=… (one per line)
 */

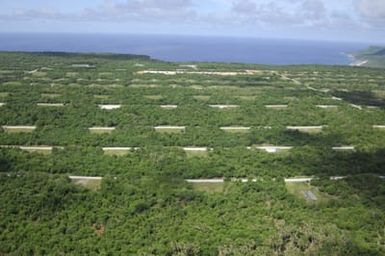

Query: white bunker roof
left=332, top=146, right=355, bottom=150
left=37, top=103, right=65, bottom=107
left=98, top=104, right=121, bottom=110
left=69, top=176, right=102, bottom=180
left=183, top=147, right=209, bottom=151
left=220, top=126, right=251, bottom=130
left=89, top=127, right=116, bottom=130
left=350, top=104, right=362, bottom=110
left=0, top=103, right=5, bottom=106
left=316, top=105, right=338, bottom=108
left=102, top=147, right=139, bottom=151
left=160, top=105, right=178, bottom=108
left=154, top=126, right=186, bottom=129
left=186, top=178, right=258, bottom=183
left=255, top=146, right=293, bottom=153
left=209, top=105, right=239, bottom=109
left=373, top=125, right=385, bottom=129
left=2, top=125, right=36, bottom=129
left=287, top=125, right=325, bottom=129
left=186, top=179, right=224, bottom=183
left=19, top=146, right=53, bottom=150
left=265, top=105, right=288, bottom=108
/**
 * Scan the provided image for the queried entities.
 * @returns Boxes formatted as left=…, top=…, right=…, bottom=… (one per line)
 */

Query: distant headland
left=349, top=46, right=385, bottom=68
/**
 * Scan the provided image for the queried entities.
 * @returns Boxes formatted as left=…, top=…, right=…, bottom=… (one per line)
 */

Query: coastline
left=0, top=33, right=367, bottom=66
left=346, top=53, right=369, bottom=67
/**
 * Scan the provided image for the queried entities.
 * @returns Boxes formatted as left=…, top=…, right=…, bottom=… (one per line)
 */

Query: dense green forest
left=1, top=52, right=385, bottom=255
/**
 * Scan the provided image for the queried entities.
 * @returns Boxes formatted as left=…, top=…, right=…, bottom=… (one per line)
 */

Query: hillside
left=0, top=52, right=385, bottom=255
left=351, top=46, right=385, bottom=68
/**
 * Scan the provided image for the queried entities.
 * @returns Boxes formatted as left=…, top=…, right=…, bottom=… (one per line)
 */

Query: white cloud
left=301, top=0, right=326, bottom=20
left=231, top=0, right=257, bottom=15
left=0, top=0, right=383, bottom=41
left=355, top=0, right=385, bottom=25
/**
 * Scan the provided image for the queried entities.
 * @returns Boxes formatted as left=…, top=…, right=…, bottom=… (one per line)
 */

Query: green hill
left=351, top=46, right=385, bottom=68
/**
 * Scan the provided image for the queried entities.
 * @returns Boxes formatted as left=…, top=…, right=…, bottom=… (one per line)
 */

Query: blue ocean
left=0, top=33, right=368, bottom=65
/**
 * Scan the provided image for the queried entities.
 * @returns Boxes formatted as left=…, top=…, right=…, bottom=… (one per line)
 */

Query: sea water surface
left=0, top=33, right=368, bottom=65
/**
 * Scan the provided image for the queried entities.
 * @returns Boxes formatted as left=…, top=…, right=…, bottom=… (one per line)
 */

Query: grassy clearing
left=71, top=179, right=102, bottom=191
left=154, top=126, right=186, bottom=133
left=193, top=95, right=210, bottom=101
left=183, top=148, right=209, bottom=157
left=66, top=72, right=79, bottom=77
left=286, top=182, right=330, bottom=204
left=237, top=96, right=258, bottom=100
left=94, top=95, right=111, bottom=99
left=144, top=95, right=163, bottom=100
left=31, top=71, right=47, bottom=77
left=191, top=182, right=226, bottom=194
left=3, top=81, right=22, bottom=86
left=41, top=93, right=61, bottom=98
left=0, top=92, right=9, bottom=97
left=373, top=90, right=385, bottom=99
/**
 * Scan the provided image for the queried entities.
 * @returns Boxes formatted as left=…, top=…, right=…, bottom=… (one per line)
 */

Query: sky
left=0, top=0, right=384, bottom=43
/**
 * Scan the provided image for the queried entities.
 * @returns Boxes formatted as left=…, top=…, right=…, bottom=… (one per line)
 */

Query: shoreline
left=346, top=52, right=369, bottom=67
left=350, top=60, right=368, bottom=66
